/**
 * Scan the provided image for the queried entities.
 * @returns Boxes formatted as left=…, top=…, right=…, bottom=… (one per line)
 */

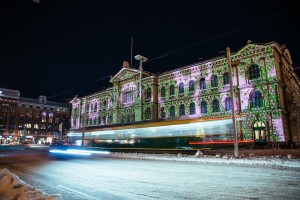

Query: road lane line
left=58, top=185, right=100, bottom=200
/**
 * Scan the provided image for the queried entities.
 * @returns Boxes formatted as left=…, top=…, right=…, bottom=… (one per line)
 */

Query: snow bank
left=0, top=168, right=63, bottom=200
left=109, top=152, right=300, bottom=168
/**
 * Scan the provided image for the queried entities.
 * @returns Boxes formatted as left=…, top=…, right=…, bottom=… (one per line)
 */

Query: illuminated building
left=0, top=88, right=69, bottom=144
left=69, top=41, right=300, bottom=146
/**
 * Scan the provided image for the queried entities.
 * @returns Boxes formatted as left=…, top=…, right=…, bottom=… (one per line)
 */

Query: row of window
left=160, top=64, right=261, bottom=97
left=158, top=91, right=263, bottom=118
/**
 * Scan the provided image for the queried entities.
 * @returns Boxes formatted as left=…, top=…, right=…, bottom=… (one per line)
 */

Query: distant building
left=68, top=41, right=300, bottom=147
left=0, top=88, right=69, bottom=144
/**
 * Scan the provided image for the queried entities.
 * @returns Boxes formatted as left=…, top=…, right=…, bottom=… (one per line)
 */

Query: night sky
left=1, top=0, right=299, bottom=102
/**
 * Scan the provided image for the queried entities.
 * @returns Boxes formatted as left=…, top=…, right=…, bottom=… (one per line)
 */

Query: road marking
left=58, top=185, right=100, bottom=200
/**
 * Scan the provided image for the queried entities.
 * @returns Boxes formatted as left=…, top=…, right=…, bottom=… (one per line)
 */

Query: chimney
left=122, top=61, right=130, bottom=68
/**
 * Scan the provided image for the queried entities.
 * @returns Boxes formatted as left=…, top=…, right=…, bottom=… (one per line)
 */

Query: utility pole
left=82, top=96, right=87, bottom=147
left=226, top=47, right=239, bottom=158
left=134, top=55, right=148, bottom=122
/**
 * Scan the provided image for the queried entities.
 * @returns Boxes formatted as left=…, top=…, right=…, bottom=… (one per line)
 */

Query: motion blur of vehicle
left=66, top=118, right=252, bottom=149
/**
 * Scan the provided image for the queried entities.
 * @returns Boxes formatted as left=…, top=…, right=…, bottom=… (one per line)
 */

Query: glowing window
left=253, top=121, right=266, bottom=142
left=249, top=64, right=260, bottom=80
left=122, top=88, right=135, bottom=104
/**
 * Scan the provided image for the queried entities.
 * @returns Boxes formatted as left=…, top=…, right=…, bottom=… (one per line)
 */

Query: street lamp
left=226, top=47, right=239, bottom=158
left=134, top=55, right=148, bottom=121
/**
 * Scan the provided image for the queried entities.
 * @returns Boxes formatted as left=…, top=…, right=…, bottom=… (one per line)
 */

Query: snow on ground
left=108, top=151, right=300, bottom=168
left=0, top=168, right=62, bottom=200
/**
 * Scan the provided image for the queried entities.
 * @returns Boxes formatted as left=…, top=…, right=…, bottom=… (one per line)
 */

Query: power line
left=48, top=4, right=299, bottom=100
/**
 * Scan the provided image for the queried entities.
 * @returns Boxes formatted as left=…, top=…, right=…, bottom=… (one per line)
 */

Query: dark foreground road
left=0, top=151, right=300, bottom=200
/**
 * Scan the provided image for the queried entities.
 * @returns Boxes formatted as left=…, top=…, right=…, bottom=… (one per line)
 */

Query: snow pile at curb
left=110, top=152, right=300, bottom=168
left=0, top=168, right=63, bottom=200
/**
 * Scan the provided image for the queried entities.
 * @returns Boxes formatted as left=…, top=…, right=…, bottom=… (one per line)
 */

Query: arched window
left=146, top=88, right=151, bottom=100
left=200, top=78, right=206, bottom=90
left=161, top=107, right=166, bottom=119
left=94, top=104, right=97, bottom=112
left=189, top=102, right=195, bottom=115
left=179, top=82, right=184, bottom=94
left=161, top=87, right=166, bottom=98
left=170, top=106, right=175, bottom=117
left=251, top=91, right=263, bottom=108
left=146, top=107, right=151, bottom=120
left=212, top=99, right=219, bottom=112
left=103, top=100, right=107, bottom=110
left=223, top=72, right=229, bottom=85
left=170, top=85, right=175, bottom=96
left=179, top=104, right=185, bottom=116
left=225, top=97, right=232, bottom=111
left=90, top=104, right=93, bottom=112
left=253, top=121, right=266, bottom=142
left=189, top=80, right=195, bottom=93
left=211, top=74, right=218, bottom=88
left=249, top=64, right=260, bottom=80
left=201, top=101, right=207, bottom=113
left=127, top=115, right=131, bottom=123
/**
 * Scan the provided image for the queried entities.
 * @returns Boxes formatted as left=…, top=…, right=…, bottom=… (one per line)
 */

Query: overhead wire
left=48, top=4, right=299, bottom=100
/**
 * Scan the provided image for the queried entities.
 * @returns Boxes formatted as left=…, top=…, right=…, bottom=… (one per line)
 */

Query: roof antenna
left=130, top=37, right=133, bottom=67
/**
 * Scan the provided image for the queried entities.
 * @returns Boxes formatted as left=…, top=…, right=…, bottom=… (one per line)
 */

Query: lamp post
left=82, top=96, right=87, bottom=147
left=134, top=55, right=148, bottom=122
left=226, top=47, right=239, bottom=158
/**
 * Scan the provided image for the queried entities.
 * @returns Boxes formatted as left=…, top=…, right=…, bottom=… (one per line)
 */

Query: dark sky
left=1, top=0, right=299, bottom=102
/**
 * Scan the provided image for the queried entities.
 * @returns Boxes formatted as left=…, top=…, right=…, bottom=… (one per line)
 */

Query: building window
left=189, top=80, right=195, bottom=93
left=253, top=121, right=266, bottom=142
left=212, top=99, right=219, bottom=112
left=122, top=88, right=135, bottom=103
left=179, top=104, right=185, bottom=116
left=249, top=64, right=260, bottom=80
left=251, top=91, right=263, bottom=108
left=103, top=100, right=107, bottom=110
left=146, top=88, right=151, bottom=100
left=170, top=106, right=175, bottom=117
left=200, top=78, right=206, bottom=90
left=161, top=87, right=166, bottom=98
left=225, top=97, right=232, bottom=111
left=201, top=101, right=207, bottom=113
left=223, top=72, right=229, bottom=85
left=146, top=107, right=151, bottom=120
left=190, top=102, right=195, bottom=115
left=211, top=74, right=218, bottom=88
left=161, top=107, right=166, bottom=119
left=179, top=82, right=184, bottom=94
left=94, top=104, right=97, bottom=112
left=170, top=85, right=175, bottom=96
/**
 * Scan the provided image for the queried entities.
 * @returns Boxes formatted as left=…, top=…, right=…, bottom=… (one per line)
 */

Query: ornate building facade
left=69, top=41, right=300, bottom=146
left=0, top=88, right=69, bottom=144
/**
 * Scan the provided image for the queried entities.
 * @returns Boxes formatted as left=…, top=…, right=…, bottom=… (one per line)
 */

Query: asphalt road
left=0, top=151, right=300, bottom=200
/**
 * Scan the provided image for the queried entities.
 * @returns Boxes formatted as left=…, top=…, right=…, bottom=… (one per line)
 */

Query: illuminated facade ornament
left=69, top=42, right=300, bottom=144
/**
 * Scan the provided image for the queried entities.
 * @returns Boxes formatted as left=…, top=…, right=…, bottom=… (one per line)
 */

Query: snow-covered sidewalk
left=0, top=168, right=62, bottom=200
left=109, top=151, right=300, bottom=168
